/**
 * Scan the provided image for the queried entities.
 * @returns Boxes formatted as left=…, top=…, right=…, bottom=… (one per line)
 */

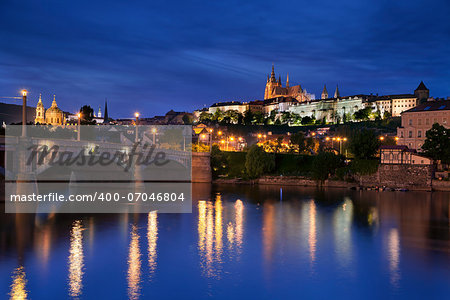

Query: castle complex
left=203, top=65, right=428, bottom=124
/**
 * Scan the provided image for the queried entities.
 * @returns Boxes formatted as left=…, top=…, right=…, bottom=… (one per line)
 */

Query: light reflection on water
left=9, top=266, right=28, bottom=300
left=68, top=220, right=84, bottom=298
left=147, top=212, right=158, bottom=279
left=127, top=224, right=142, bottom=300
left=1, top=185, right=450, bottom=299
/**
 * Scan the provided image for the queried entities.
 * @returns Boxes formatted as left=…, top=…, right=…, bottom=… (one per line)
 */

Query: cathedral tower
left=321, top=85, right=328, bottom=99
left=334, top=85, right=340, bottom=98
left=35, top=94, right=45, bottom=124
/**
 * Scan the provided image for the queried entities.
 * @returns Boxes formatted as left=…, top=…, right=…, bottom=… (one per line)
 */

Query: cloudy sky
left=1, top=0, right=449, bottom=117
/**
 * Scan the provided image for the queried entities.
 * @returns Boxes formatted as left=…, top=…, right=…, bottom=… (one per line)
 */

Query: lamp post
left=135, top=112, right=140, bottom=143
left=209, top=129, right=213, bottom=152
left=21, top=90, right=27, bottom=137
left=152, top=127, right=157, bottom=145
left=77, top=113, right=81, bottom=141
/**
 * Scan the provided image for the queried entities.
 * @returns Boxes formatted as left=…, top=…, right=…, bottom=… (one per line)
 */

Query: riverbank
left=213, top=175, right=450, bottom=191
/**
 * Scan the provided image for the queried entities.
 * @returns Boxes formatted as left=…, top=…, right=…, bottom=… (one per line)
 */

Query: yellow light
left=311, top=132, right=316, bottom=136
left=379, top=136, right=384, bottom=141
left=220, top=140, right=225, bottom=144
left=209, top=129, right=213, bottom=133
left=343, top=138, right=347, bottom=141
left=257, top=134, right=262, bottom=138
left=218, top=131, right=222, bottom=136
left=263, top=135, right=266, bottom=138
left=395, top=137, right=399, bottom=141
left=135, top=112, right=140, bottom=118
left=332, top=137, right=336, bottom=141
left=238, top=137, right=243, bottom=142
left=76, top=113, right=81, bottom=119
left=230, top=137, right=235, bottom=141
left=152, top=128, right=157, bottom=133
left=337, top=137, right=341, bottom=141
left=21, top=90, right=27, bottom=96
left=201, top=134, right=206, bottom=139
left=325, top=137, right=330, bottom=141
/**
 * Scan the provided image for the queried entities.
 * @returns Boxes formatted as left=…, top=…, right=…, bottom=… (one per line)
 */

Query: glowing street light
left=152, top=127, right=157, bottom=144
left=21, top=90, right=28, bottom=137
left=76, top=112, right=81, bottom=141
left=379, top=136, right=385, bottom=141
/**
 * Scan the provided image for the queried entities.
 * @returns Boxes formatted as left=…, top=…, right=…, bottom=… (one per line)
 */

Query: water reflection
left=387, top=228, right=401, bottom=287
left=127, top=224, right=142, bottom=300
left=308, top=200, right=317, bottom=264
left=68, top=220, right=84, bottom=298
left=234, top=200, right=244, bottom=253
left=147, top=211, right=158, bottom=278
left=197, top=196, right=245, bottom=278
left=9, top=266, right=28, bottom=300
left=333, top=198, right=354, bottom=269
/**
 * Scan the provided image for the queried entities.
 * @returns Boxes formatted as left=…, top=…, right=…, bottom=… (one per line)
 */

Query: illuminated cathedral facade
left=264, top=65, right=314, bottom=101
left=34, top=94, right=66, bottom=125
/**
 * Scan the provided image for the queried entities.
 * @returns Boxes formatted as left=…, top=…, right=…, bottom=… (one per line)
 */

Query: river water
left=1, top=184, right=449, bottom=299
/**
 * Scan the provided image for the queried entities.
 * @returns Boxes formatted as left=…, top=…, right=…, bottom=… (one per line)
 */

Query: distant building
left=380, top=145, right=432, bottom=165
left=209, top=101, right=247, bottom=114
left=397, top=100, right=450, bottom=150
left=414, top=81, right=430, bottom=104
left=34, top=94, right=66, bottom=125
left=264, top=65, right=314, bottom=101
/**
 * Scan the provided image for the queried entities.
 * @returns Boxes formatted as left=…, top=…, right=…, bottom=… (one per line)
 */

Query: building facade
left=35, top=94, right=66, bottom=125
left=264, top=65, right=314, bottom=101
left=397, top=100, right=450, bottom=150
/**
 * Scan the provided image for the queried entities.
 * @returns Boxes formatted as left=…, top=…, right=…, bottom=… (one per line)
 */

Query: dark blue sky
left=1, top=0, right=449, bottom=118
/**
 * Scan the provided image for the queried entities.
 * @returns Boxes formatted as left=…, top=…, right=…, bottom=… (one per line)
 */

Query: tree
left=311, top=151, right=344, bottom=182
left=353, top=107, right=372, bottom=121
left=349, top=129, right=380, bottom=159
left=421, top=123, right=450, bottom=164
left=79, top=105, right=95, bottom=124
left=199, top=111, right=212, bottom=123
left=245, top=145, right=275, bottom=178
left=243, top=110, right=253, bottom=125
left=252, top=111, right=265, bottom=124
left=210, top=144, right=228, bottom=178
left=182, top=114, right=192, bottom=125
left=290, top=131, right=306, bottom=153
left=301, top=116, right=314, bottom=125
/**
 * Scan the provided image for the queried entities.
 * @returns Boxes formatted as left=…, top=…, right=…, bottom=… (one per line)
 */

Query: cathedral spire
left=286, top=73, right=289, bottom=88
left=334, top=85, right=340, bottom=98
left=270, top=64, right=276, bottom=82
left=38, top=93, right=42, bottom=103
left=52, top=95, right=57, bottom=107
left=278, top=75, right=281, bottom=85
left=321, top=84, right=328, bottom=99
left=103, top=98, right=109, bottom=122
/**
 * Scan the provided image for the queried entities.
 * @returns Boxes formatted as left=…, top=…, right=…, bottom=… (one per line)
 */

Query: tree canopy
left=421, top=123, right=450, bottom=164
left=348, top=129, right=380, bottom=159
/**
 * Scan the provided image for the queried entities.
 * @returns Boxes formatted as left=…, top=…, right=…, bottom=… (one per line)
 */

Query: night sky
left=1, top=0, right=449, bottom=118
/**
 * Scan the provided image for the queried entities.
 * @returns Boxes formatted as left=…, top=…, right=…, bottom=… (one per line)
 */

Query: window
left=409, top=119, right=412, bottom=125
left=409, top=131, right=412, bottom=138
left=400, top=131, right=404, bottom=138
left=426, top=119, right=429, bottom=125
left=418, top=130, right=421, bottom=138
left=418, top=119, right=422, bottom=125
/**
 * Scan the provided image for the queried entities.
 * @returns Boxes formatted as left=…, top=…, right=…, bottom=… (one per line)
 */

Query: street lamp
left=76, top=112, right=81, bottom=141
left=135, top=112, right=140, bottom=142
left=152, top=127, right=157, bottom=145
left=379, top=136, right=385, bottom=141
left=208, top=129, right=213, bottom=152
left=21, top=90, right=27, bottom=137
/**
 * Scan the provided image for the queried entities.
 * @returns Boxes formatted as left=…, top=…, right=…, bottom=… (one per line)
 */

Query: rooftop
left=403, top=100, right=450, bottom=113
